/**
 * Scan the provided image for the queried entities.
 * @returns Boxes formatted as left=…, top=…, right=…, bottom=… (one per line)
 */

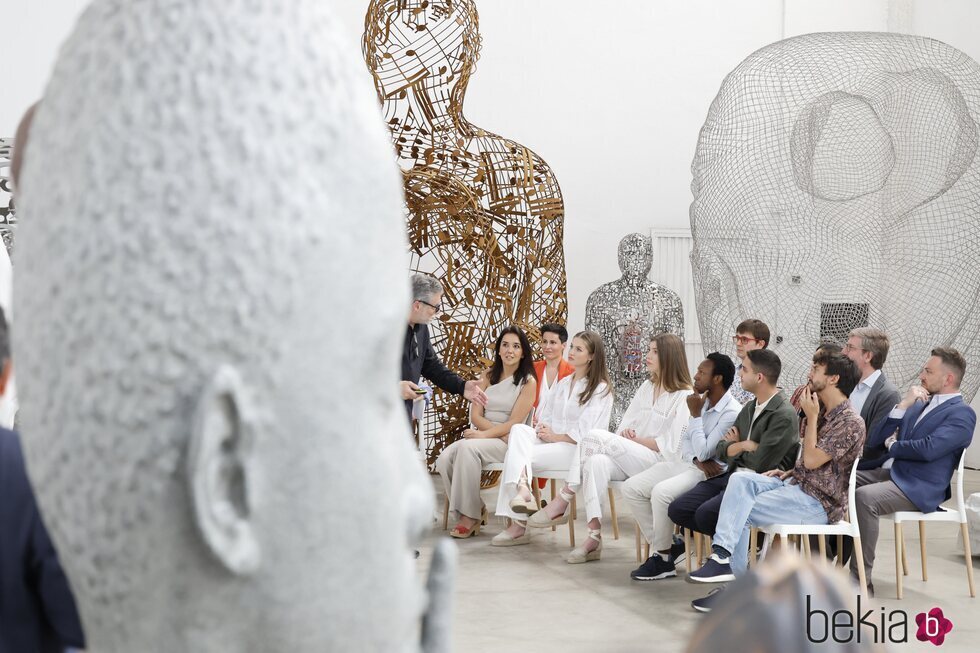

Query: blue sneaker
left=691, top=586, right=726, bottom=613
left=630, top=553, right=676, bottom=580
left=688, top=553, right=735, bottom=583
left=669, top=536, right=687, bottom=566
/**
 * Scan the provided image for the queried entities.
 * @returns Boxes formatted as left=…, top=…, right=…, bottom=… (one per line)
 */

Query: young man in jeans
left=666, top=349, right=800, bottom=545
left=689, top=351, right=865, bottom=612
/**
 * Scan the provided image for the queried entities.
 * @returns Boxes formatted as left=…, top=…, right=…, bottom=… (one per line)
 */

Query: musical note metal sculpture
left=364, top=0, right=568, bottom=466
left=691, top=32, right=980, bottom=398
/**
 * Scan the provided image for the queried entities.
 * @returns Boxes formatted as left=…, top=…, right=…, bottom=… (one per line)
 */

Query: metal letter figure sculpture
left=586, top=233, right=684, bottom=429
left=364, top=0, right=568, bottom=465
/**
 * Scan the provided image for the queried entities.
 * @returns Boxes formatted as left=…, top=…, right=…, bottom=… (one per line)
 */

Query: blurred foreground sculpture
left=688, top=556, right=886, bottom=652
left=691, top=33, right=980, bottom=396
left=364, top=0, right=567, bottom=465
left=14, top=1, right=453, bottom=651
left=586, top=233, right=684, bottom=428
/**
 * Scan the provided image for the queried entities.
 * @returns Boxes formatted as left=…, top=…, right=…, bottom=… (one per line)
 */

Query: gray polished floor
left=420, top=470, right=980, bottom=653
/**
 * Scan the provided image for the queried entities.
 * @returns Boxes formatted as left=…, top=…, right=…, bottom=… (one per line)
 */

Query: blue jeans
left=713, top=472, right=828, bottom=575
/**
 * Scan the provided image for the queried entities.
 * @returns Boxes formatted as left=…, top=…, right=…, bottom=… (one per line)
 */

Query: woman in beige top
left=436, top=326, right=537, bottom=538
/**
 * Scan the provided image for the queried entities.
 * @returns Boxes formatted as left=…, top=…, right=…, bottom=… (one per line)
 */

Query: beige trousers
left=436, top=438, right=508, bottom=521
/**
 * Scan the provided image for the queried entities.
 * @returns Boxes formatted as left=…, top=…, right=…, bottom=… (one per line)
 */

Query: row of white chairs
left=442, top=453, right=975, bottom=600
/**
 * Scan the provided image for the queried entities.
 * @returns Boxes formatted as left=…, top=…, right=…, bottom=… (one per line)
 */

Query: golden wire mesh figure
left=364, top=0, right=567, bottom=466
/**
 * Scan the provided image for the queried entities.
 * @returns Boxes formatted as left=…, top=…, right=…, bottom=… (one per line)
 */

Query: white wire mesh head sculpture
left=13, top=1, right=452, bottom=651
left=691, top=32, right=980, bottom=397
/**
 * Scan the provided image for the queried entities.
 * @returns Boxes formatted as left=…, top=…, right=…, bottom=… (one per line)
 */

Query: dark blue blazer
left=0, top=428, right=85, bottom=653
left=862, top=396, right=975, bottom=513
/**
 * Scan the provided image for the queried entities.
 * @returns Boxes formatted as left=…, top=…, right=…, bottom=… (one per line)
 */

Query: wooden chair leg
left=695, top=532, right=704, bottom=567
left=852, top=536, right=868, bottom=599
left=704, top=536, right=713, bottom=562
left=895, top=522, right=904, bottom=599
left=961, top=522, right=976, bottom=598
left=443, top=497, right=450, bottom=530
left=684, top=529, right=693, bottom=573
left=634, top=521, right=642, bottom=563
left=608, top=488, right=620, bottom=540
left=818, top=534, right=827, bottom=564
left=919, top=521, right=928, bottom=581
left=749, top=528, right=758, bottom=568
left=802, top=534, right=812, bottom=560
left=901, top=527, right=909, bottom=576
left=549, top=480, right=556, bottom=533
left=836, top=534, right=844, bottom=567
left=643, top=542, right=650, bottom=560
left=568, top=494, right=576, bottom=547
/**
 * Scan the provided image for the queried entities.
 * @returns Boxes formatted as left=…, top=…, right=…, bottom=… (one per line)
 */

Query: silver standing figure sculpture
left=586, top=233, right=685, bottom=428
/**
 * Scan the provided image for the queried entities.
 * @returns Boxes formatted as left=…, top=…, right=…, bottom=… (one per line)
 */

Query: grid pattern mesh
left=691, top=32, right=980, bottom=398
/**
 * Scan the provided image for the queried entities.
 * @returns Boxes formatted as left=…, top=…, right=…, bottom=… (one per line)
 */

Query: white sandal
left=491, top=522, right=531, bottom=547
left=566, top=528, right=602, bottom=564
left=527, top=487, right=574, bottom=528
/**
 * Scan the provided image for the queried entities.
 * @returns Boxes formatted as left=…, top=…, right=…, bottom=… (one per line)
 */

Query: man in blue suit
left=851, top=347, right=976, bottom=595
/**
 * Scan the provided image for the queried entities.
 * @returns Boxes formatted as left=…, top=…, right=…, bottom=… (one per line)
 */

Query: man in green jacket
left=667, top=349, right=800, bottom=539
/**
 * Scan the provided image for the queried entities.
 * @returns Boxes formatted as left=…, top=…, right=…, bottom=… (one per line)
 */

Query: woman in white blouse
left=528, top=333, right=693, bottom=563
left=492, top=331, right=613, bottom=546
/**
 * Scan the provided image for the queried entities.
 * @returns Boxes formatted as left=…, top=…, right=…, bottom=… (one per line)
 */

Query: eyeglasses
left=731, top=335, right=758, bottom=345
left=842, top=343, right=864, bottom=353
left=418, top=299, right=442, bottom=314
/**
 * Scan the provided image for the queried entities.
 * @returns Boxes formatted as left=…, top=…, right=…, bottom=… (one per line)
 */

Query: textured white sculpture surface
left=692, top=33, right=980, bottom=396
left=15, top=1, right=447, bottom=651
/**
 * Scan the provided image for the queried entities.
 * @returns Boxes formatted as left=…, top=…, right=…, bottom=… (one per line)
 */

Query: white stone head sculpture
left=691, top=32, right=980, bottom=397
left=14, top=1, right=450, bottom=651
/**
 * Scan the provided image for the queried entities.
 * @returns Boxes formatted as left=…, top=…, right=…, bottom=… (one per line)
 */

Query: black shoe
left=688, top=554, right=735, bottom=583
left=669, top=537, right=687, bottom=566
left=691, top=586, right=726, bottom=613
left=631, top=553, right=677, bottom=581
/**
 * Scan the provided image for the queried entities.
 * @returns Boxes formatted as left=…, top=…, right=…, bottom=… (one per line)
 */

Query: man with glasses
left=402, top=274, right=488, bottom=424
left=843, top=328, right=901, bottom=460
left=729, top=319, right=770, bottom=404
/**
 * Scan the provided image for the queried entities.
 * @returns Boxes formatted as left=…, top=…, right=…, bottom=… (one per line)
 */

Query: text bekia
left=806, top=594, right=909, bottom=645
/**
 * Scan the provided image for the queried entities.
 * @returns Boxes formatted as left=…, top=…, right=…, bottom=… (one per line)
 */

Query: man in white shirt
left=843, top=327, right=900, bottom=460
left=625, top=352, right=741, bottom=580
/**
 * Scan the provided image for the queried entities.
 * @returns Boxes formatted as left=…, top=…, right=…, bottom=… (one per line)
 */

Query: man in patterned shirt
left=688, top=350, right=865, bottom=612
left=729, top=319, right=770, bottom=404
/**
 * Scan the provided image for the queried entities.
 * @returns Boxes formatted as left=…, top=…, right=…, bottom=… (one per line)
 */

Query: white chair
left=753, top=458, right=868, bottom=597
left=892, top=451, right=976, bottom=599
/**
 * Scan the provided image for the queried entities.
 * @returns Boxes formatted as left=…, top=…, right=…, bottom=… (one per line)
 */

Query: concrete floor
left=420, top=470, right=980, bottom=653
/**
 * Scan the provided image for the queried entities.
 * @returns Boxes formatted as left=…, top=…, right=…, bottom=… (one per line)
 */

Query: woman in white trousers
left=492, top=331, right=613, bottom=546
left=529, top=333, right=693, bottom=563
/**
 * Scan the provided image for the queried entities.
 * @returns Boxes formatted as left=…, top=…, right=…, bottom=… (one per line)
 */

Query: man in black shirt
left=402, top=274, right=487, bottom=423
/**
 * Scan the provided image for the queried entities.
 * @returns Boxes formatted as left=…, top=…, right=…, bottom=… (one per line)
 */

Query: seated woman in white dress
left=492, top=331, right=613, bottom=546
left=528, top=333, right=693, bottom=563
left=436, top=326, right=537, bottom=538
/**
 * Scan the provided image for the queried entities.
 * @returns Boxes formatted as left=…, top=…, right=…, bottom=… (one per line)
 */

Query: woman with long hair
left=528, top=333, right=694, bottom=563
left=436, top=326, right=537, bottom=538
left=492, top=331, right=613, bottom=546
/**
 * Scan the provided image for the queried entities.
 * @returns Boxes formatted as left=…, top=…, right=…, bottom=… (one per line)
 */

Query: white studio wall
left=6, top=0, right=980, bottom=463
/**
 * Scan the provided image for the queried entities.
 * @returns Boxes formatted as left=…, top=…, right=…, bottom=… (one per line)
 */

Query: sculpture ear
left=187, top=366, right=260, bottom=575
